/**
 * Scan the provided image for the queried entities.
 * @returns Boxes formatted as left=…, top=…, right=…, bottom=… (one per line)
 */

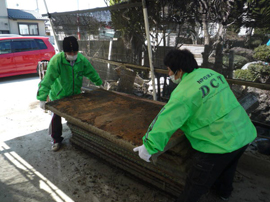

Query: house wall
left=9, top=20, right=46, bottom=36
left=0, top=0, right=9, bottom=32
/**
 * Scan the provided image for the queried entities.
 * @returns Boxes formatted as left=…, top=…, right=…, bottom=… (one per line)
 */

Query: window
left=13, top=40, right=38, bottom=52
left=35, top=39, right=47, bottom=50
left=18, top=23, right=39, bottom=36
left=0, top=40, right=11, bottom=54
left=0, top=31, right=10, bottom=34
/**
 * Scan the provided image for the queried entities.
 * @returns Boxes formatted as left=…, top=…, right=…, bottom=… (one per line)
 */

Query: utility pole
left=43, top=0, right=60, bottom=52
left=77, top=0, right=80, bottom=40
left=36, top=0, right=39, bottom=12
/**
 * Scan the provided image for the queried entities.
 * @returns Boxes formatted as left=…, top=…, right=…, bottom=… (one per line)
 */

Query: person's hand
left=133, top=144, right=151, bottom=162
left=40, top=101, right=46, bottom=110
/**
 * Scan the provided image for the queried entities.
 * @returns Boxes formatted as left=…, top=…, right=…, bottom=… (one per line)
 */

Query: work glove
left=40, top=101, right=46, bottom=110
left=133, top=144, right=151, bottom=162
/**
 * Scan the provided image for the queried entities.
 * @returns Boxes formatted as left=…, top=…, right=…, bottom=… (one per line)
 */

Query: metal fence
left=45, top=1, right=270, bottom=102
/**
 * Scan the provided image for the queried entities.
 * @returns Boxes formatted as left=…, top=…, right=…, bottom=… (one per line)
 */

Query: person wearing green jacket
left=37, top=36, right=102, bottom=152
left=133, top=49, right=256, bottom=202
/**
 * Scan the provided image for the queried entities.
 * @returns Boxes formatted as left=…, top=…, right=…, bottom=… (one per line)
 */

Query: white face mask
left=66, top=54, right=77, bottom=61
left=170, top=71, right=181, bottom=84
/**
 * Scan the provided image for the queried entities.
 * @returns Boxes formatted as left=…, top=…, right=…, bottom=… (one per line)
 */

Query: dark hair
left=63, top=36, right=79, bottom=52
left=163, top=49, right=199, bottom=73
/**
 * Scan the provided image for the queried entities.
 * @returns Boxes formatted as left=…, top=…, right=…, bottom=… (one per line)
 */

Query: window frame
left=11, top=39, right=39, bottom=53
left=0, top=40, right=12, bottom=55
left=35, top=39, right=48, bottom=50
left=18, top=23, right=39, bottom=36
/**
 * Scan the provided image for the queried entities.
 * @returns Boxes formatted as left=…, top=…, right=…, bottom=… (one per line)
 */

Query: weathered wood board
left=46, top=89, right=194, bottom=196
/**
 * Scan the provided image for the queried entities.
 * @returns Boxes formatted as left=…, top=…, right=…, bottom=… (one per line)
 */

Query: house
left=0, top=0, right=47, bottom=36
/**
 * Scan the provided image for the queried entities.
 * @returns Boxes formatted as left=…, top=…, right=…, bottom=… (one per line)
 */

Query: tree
left=103, top=0, right=270, bottom=71
left=171, top=0, right=270, bottom=71
left=254, top=45, right=270, bottom=62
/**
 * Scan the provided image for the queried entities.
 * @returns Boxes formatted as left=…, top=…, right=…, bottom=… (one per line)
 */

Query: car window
left=35, top=39, right=48, bottom=50
left=13, top=39, right=39, bottom=52
left=0, top=40, right=12, bottom=54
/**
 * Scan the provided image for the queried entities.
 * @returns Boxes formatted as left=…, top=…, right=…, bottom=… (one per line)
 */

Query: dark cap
left=63, top=36, right=79, bottom=52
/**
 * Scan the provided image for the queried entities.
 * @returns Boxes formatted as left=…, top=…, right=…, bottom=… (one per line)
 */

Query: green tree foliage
left=104, top=0, right=270, bottom=45
left=229, top=47, right=254, bottom=60
left=104, top=0, right=129, bottom=6
left=244, top=0, right=270, bottom=29
left=254, top=45, right=270, bottom=62
left=223, top=54, right=249, bottom=69
left=103, top=0, right=198, bottom=55
left=234, top=63, right=270, bottom=83
left=103, top=0, right=270, bottom=69
left=254, top=27, right=270, bottom=36
left=234, top=69, right=254, bottom=81
left=228, top=0, right=270, bottom=31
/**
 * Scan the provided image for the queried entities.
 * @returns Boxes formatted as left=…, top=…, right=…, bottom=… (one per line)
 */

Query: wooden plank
left=45, top=89, right=191, bottom=196
left=89, top=57, right=270, bottom=90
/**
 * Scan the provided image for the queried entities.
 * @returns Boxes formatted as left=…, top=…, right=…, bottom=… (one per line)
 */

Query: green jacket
left=37, top=52, right=102, bottom=101
left=143, top=68, right=256, bottom=154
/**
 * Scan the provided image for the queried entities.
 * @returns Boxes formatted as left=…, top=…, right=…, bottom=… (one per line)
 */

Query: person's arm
left=83, top=58, right=102, bottom=86
left=142, top=98, right=190, bottom=155
left=37, top=57, right=60, bottom=101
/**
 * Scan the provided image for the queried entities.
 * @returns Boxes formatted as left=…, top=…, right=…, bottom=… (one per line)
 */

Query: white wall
left=9, top=20, right=46, bottom=36
left=0, top=0, right=8, bottom=16
left=0, top=0, right=9, bottom=31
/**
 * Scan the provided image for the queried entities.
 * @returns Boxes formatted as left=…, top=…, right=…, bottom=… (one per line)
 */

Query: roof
left=7, top=9, right=47, bottom=21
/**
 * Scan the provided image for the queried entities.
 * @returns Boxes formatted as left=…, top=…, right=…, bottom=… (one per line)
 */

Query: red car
left=0, top=36, right=55, bottom=78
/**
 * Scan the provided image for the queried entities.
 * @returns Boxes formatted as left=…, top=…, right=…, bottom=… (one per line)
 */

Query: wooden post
left=156, top=73, right=161, bottom=100
left=228, top=50, right=235, bottom=79
left=201, top=45, right=210, bottom=68
left=115, top=66, right=136, bottom=94
left=214, top=43, right=223, bottom=74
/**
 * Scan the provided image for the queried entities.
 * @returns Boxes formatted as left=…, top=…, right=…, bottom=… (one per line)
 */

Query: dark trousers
left=176, top=145, right=248, bottom=202
left=50, top=113, right=63, bottom=143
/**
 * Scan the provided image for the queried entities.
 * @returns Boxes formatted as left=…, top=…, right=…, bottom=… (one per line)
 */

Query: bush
left=248, top=63, right=270, bottom=83
left=253, top=45, right=270, bottom=62
left=251, top=39, right=263, bottom=48
left=233, top=62, right=270, bottom=83
left=223, top=54, right=249, bottom=70
left=247, top=34, right=268, bottom=49
left=234, top=69, right=254, bottom=81
left=230, top=47, right=254, bottom=61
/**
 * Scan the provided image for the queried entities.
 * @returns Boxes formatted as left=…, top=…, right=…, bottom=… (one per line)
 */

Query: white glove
left=40, top=101, right=46, bottom=110
left=133, top=144, right=151, bottom=162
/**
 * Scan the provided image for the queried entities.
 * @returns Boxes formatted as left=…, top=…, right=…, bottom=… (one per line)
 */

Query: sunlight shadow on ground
left=0, top=127, right=74, bottom=202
